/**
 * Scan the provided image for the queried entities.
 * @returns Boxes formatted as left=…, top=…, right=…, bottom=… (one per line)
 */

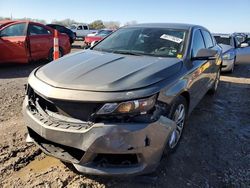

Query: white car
left=70, top=24, right=97, bottom=38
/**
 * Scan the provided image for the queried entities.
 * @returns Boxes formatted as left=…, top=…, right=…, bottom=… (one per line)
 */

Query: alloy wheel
left=168, top=104, right=186, bottom=149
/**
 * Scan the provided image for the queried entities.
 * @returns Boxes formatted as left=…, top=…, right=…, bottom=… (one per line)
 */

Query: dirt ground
left=0, top=46, right=250, bottom=188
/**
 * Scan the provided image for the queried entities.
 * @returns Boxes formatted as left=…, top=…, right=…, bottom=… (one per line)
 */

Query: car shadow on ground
left=0, top=61, right=48, bottom=79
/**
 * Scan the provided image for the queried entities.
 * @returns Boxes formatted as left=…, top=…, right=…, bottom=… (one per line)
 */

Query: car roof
left=99, top=29, right=113, bottom=31
left=0, top=20, right=17, bottom=27
left=213, top=33, right=231, bottom=37
left=125, top=23, right=204, bottom=30
left=0, top=20, right=44, bottom=26
left=47, top=24, right=64, bottom=27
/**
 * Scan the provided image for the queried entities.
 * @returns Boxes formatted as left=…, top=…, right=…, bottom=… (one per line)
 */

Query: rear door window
left=201, top=30, right=214, bottom=48
left=1, top=23, right=26, bottom=37
left=192, top=30, right=205, bottom=57
left=29, top=24, right=51, bottom=35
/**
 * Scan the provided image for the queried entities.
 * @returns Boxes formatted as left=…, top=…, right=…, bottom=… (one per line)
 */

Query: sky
left=0, top=0, right=250, bottom=33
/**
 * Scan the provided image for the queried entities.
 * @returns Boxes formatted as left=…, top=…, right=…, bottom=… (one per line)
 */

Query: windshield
left=93, top=27, right=187, bottom=58
left=214, top=36, right=231, bottom=46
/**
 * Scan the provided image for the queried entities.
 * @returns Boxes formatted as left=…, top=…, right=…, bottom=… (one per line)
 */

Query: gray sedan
left=23, top=23, right=222, bottom=175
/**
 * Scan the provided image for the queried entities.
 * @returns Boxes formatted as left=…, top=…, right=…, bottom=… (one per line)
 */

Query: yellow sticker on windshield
left=177, top=54, right=183, bottom=59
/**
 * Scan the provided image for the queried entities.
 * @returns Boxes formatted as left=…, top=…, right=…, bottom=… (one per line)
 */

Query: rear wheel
left=48, top=47, right=64, bottom=62
left=163, top=96, right=187, bottom=155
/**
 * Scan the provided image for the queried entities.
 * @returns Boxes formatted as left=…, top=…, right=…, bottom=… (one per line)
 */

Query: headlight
left=97, top=96, right=156, bottom=115
left=222, top=51, right=235, bottom=60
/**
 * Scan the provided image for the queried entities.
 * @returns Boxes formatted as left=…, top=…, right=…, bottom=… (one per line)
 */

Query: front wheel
left=163, top=96, right=187, bottom=155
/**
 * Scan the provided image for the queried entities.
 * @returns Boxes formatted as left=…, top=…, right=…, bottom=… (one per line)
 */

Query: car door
left=201, top=29, right=218, bottom=88
left=0, top=22, right=29, bottom=63
left=187, top=29, right=210, bottom=111
left=235, top=35, right=250, bottom=64
left=76, top=25, right=84, bottom=37
left=27, top=23, right=53, bottom=61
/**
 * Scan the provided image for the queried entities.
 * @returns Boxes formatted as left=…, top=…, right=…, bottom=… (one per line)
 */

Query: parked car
left=84, top=29, right=114, bottom=48
left=213, top=33, right=250, bottom=72
left=46, top=24, right=76, bottom=44
left=86, top=30, right=99, bottom=37
left=86, top=29, right=112, bottom=37
left=70, top=24, right=97, bottom=38
left=0, top=20, right=71, bottom=64
left=213, top=33, right=238, bottom=72
left=235, top=34, right=250, bottom=64
left=23, top=23, right=222, bottom=175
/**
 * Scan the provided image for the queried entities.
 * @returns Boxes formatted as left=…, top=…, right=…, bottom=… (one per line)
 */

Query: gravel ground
left=0, top=46, right=250, bottom=188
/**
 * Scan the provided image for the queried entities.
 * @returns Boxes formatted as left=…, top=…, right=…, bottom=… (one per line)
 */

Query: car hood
left=35, top=50, right=183, bottom=92
left=219, top=44, right=234, bottom=54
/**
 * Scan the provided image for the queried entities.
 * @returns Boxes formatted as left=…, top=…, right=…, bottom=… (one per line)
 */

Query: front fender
left=158, top=77, right=189, bottom=105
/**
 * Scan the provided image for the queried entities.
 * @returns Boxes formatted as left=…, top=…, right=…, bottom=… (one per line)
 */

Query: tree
left=89, top=20, right=105, bottom=30
left=124, top=20, right=137, bottom=26
left=104, top=21, right=120, bottom=29
left=51, top=19, right=77, bottom=27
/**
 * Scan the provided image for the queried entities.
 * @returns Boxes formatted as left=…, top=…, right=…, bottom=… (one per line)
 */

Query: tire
left=163, top=95, right=187, bottom=155
left=208, top=68, right=221, bottom=94
left=48, top=47, right=64, bottom=62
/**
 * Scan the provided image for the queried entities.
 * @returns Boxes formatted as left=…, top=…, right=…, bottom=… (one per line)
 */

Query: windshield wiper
left=112, top=50, right=142, bottom=56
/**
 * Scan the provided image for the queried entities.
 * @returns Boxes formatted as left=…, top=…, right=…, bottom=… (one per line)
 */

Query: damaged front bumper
left=23, top=96, right=176, bottom=176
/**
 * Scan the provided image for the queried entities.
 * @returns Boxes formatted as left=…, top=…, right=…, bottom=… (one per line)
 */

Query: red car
left=84, top=29, right=114, bottom=48
left=0, top=20, right=71, bottom=64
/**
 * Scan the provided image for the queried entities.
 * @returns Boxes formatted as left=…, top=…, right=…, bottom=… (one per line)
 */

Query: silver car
left=213, top=33, right=250, bottom=72
left=236, top=34, right=250, bottom=64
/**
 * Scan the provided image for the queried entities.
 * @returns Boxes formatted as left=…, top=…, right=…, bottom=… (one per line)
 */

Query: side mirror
left=240, top=43, right=249, bottom=48
left=192, top=48, right=217, bottom=60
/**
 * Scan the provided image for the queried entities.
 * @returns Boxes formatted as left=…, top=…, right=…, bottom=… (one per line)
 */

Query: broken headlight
left=96, top=96, right=156, bottom=115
